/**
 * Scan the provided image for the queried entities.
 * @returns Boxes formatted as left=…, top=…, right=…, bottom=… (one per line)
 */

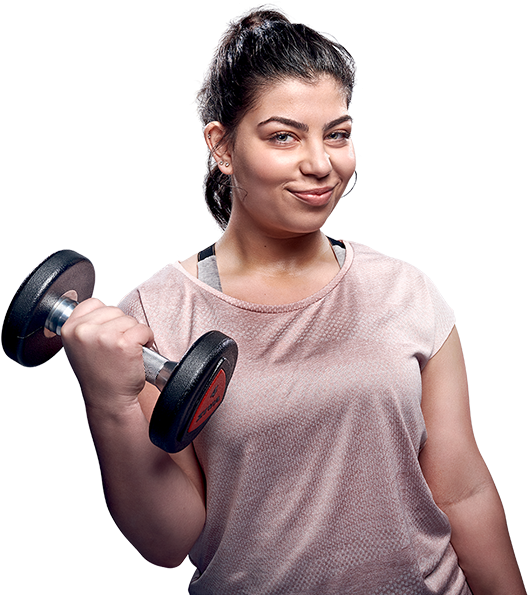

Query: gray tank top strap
left=331, top=243, right=346, bottom=268
left=197, top=245, right=223, bottom=292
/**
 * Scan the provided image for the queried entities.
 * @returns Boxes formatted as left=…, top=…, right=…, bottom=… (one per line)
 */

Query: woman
left=61, top=8, right=525, bottom=594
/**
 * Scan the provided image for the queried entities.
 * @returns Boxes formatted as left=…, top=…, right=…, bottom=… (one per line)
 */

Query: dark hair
left=197, top=8, right=356, bottom=229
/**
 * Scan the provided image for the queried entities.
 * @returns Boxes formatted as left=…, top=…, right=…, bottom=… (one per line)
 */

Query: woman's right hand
left=60, top=298, right=155, bottom=413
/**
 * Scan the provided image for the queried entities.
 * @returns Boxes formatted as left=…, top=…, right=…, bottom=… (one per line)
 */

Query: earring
left=219, top=160, right=224, bottom=166
left=224, top=162, right=230, bottom=167
left=341, top=168, right=357, bottom=198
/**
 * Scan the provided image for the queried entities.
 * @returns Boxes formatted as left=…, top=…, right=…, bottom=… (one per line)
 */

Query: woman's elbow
left=138, top=544, right=191, bottom=569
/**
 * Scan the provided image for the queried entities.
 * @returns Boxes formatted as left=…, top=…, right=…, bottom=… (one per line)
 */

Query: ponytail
left=202, top=154, right=231, bottom=233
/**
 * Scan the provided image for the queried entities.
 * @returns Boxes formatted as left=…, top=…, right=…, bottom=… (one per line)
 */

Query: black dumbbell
left=2, top=249, right=238, bottom=453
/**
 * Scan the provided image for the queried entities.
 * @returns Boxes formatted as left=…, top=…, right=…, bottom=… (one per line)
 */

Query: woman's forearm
left=442, top=481, right=526, bottom=595
left=85, top=400, right=206, bottom=568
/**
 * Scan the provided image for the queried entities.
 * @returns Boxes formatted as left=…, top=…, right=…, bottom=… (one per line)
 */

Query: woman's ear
left=204, top=122, right=232, bottom=175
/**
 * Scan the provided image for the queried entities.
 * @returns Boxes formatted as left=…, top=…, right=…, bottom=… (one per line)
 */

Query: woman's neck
left=217, top=226, right=335, bottom=270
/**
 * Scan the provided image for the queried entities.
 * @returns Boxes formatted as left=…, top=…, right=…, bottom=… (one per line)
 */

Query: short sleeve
left=118, top=289, right=148, bottom=325
left=118, top=288, right=164, bottom=354
left=423, top=275, right=456, bottom=360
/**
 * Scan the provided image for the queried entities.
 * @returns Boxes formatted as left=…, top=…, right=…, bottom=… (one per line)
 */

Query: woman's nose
left=300, top=141, right=332, bottom=178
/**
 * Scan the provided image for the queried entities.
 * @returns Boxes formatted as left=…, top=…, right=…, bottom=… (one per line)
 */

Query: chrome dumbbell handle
left=46, top=296, right=77, bottom=337
left=45, top=295, right=177, bottom=391
left=143, top=350, right=178, bottom=392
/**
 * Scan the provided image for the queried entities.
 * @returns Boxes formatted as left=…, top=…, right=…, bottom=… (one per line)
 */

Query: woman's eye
left=327, top=130, right=351, bottom=142
left=271, top=132, right=295, bottom=144
left=268, top=130, right=350, bottom=145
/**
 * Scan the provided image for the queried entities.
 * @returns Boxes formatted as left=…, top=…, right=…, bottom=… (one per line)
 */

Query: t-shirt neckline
left=173, top=240, right=355, bottom=314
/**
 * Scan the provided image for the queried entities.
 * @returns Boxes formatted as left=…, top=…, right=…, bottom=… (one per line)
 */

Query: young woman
left=61, top=8, right=526, bottom=594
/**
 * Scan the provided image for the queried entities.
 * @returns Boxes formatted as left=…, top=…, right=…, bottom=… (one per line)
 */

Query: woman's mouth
left=288, top=186, right=335, bottom=207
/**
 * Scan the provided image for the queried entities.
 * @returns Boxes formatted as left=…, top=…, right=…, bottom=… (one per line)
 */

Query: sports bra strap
left=327, top=237, right=345, bottom=249
left=197, top=244, right=216, bottom=261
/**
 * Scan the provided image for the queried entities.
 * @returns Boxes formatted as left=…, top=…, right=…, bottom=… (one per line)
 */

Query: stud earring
left=219, top=160, right=224, bottom=166
left=224, top=162, right=230, bottom=167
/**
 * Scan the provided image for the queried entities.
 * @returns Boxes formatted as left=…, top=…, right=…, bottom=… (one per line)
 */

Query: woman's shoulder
left=346, top=240, right=426, bottom=280
left=179, top=254, right=198, bottom=278
left=345, top=240, right=451, bottom=310
left=118, top=258, right=194, bottom=313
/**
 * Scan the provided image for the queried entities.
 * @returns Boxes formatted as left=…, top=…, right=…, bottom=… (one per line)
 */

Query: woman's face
left=221, top=76, right=356, bottom=238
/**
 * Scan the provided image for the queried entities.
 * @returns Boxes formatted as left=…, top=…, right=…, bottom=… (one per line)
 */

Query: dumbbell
left=2, top=249, right=238, bottom=453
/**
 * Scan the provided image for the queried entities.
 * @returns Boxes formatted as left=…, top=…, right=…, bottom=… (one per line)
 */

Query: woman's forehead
left=244, top=76, right=349, bottom=123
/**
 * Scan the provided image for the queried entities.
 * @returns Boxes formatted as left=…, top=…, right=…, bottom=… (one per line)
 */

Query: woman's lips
left=288, top=186, right=335, bottom=207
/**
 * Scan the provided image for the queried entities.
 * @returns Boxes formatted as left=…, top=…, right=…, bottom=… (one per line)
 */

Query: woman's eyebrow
left=258, top=117, right=309, bottom=132
left=324, top=115, right=352, bottom=131
left=257, top=115, right=352, bottom=132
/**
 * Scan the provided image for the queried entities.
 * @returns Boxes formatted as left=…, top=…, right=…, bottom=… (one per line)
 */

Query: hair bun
left=238, top=8, right=290, bottom=31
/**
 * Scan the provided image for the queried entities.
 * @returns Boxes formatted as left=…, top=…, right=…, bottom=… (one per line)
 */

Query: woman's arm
left=61, top=298, right=206, bottom=567
left=86, top=395, right=206, bottom=567
left=419, top=326, right=526, bottom=595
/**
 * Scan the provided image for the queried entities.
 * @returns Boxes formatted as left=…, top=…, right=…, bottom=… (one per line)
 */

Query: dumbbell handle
left=46, top=296, right=177, bottom=391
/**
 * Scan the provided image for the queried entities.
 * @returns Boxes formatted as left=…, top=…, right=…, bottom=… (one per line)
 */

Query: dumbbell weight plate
left=3, top=249, right=239, bottom=454
left=149, top=330, right=238, bottom=453
left=2, top=250, right=95, bottom=367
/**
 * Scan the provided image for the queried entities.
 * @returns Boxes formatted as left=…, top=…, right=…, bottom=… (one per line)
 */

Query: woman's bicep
left=138, top=383, right=206, bottom=507
left=419, top=326, right=493, bottom=507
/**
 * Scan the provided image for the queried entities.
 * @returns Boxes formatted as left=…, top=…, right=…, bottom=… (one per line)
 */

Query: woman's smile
left=287, top=185, right=336, bottom=207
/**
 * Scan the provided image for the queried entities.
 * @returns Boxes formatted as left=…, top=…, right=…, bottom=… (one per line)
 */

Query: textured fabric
left=119, top=241, right=470, bottom=595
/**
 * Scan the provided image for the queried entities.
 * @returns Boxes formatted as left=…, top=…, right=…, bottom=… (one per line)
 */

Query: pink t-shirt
left=119, top=241, right=470, bottom=594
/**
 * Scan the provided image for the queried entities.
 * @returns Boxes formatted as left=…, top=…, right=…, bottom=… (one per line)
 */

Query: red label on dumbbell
left=187, top=368, right=227, bottom=433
